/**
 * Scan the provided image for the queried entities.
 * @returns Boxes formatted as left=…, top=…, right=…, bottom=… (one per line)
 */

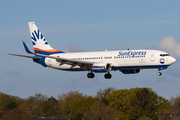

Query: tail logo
left=31, top=29, right=48, bottom=46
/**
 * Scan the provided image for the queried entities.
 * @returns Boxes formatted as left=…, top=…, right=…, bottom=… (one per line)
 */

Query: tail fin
left=28, top=22, right=64, bottom=55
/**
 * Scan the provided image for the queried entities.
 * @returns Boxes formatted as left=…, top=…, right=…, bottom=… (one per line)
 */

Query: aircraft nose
left=170, top=57, right=176, bottom=64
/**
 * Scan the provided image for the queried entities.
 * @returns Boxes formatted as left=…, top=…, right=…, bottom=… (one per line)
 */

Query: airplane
left=9, top=22, right=176, bottom=79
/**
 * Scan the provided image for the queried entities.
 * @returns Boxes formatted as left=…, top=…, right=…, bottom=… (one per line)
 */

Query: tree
left=129, top=106, right=141, bottom=120
left=70, top=96, right=96, bottom=119
left=42, top=96, right=60, bottom=117
left=156, top=96, right=169, bottom=118
left=168, top=94, right=180, bottom=116
left=3, top=108, right=30, bottom=120
left=5, top=101, right=17, bottom=112
left=107, top=87, right=168, bottom=119
left=95, top=87, right=116, bottom=105
left=71, top=112, right=83, bottom=120
left=58, top=91, right=85, bottom=119
left=0, top=92, right=18, bottom=118
left=107, top=89, right=135, bottom=120
left=25, top=93, right=48, bottom=117
left=130, top=88, right=158, bottom=118
left=83, top=101, right=119, bottom=120
left=138, top=115, right=151, bottom=120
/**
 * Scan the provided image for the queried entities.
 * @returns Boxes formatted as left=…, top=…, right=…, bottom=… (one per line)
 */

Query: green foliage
left=83, top=101, right=119, bottom=120
left=129, top=106, right=141, bottom=120
left=107, top=87, right=169, bottom=119
left=70, top=96, right=96, bottom=119
left=168, top=94, right=180, bottom=116
left=157, top=96, right=169, bottom=117
left=131, top=88, right=158, bottom=118
left=24, top=93, right=48, bottom=117
left=0, top=92, right=18, bottom=118
left=152, top=115, right=159, bottom=120
left=0, top=87, right=173, bottom=119
left=42, top=96, right=60, bottom=117
left=95, top=87, right=116, bottom=105
left=138, top=115, right=151, bottom=120
left=58, top=91, right=85, bottom=119
left=71, top=112, right=83, bottom=120
left=107, top=89, right=135, bottom=120
left=5, top=101, right=18, bottom=112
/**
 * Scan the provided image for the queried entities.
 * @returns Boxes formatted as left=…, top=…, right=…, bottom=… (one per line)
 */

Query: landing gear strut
left=104, top=73, right=112, bottom=79
left=157, top=71, right=162, bottom=76
left=87, top=72, right=95, bottom=78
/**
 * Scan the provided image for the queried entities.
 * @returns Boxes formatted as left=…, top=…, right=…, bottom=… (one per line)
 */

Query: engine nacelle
left=92, top=63, right=111, bottom=73
left=121, top=69, right=140, bottom=74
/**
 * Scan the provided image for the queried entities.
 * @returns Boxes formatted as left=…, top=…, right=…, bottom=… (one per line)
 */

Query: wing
left=36, top=53, right=94, bottom=70
left=9, top=53, right=93, bottom=70
left=8, top=40, right=94, bottom=70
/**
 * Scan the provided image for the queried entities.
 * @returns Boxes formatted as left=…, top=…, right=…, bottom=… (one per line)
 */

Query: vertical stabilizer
left=28, top=22, right=64, bottom=55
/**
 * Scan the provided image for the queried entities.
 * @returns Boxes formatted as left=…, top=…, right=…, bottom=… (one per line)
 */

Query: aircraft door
left=150, top=52, right=155, bottom=61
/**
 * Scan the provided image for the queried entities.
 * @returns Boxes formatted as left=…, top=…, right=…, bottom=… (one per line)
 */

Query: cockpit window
left=160, top=54, right=169, bottom=57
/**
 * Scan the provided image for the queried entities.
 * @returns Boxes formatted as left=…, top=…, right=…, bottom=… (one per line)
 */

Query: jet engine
left=121, top=69, right=140, bottom=74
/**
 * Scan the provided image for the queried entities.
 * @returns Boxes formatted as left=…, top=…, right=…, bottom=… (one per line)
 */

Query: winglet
left=22, top=40, right=33, bottom=54
left=127, top=47, right=130, bottom=50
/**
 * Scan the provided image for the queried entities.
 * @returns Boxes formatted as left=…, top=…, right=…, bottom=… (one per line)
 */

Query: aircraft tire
left=104, top=73, right=112, bottom=79
left=91, top=73, right=95, bottom=78
left=87, top=73, right=95, bottom=78
left=157, top=72, right=162, bottom=76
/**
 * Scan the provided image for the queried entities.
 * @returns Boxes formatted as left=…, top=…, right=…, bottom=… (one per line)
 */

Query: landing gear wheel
left=91, top=73, right=95, bottom=78
left=157, top=71, right=162, bottom=76
left=104, top=73, right=112, bottom=79
left=87, top=72, right=95, bottom=78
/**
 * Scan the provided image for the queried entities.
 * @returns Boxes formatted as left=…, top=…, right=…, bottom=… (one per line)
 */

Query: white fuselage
left=44, top=49, right=176, bottom=71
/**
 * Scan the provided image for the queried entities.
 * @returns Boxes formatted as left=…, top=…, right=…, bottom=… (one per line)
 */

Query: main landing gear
left=157, top=71, right=162, bottom=76
left=87, top=72, right=112, bottom=79
left=87, top=72, right=95, bottom=78
left=104, top=73, right=112, bottom=79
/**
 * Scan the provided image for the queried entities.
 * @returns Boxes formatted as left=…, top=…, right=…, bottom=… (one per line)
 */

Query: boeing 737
left=9, top=22, right=176, bottom=79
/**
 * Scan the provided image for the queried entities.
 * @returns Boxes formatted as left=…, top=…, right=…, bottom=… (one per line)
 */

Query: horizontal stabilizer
left=8, top=53, right=41, bottom=59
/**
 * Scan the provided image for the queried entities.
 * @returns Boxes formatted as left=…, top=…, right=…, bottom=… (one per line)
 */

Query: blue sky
left=1, top=0, right=180, bottom=99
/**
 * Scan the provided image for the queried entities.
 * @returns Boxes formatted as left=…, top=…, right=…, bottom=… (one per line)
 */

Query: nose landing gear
left=157, top=71, right=162, bottom=76
left=157, top=67, right=166, bottom=76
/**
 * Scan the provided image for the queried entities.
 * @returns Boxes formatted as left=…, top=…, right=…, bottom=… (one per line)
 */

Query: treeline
left=0, top=87, right=180, bottom=120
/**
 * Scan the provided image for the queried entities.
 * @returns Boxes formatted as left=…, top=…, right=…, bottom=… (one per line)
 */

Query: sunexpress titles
left=118, top=51, right=147, bottom=57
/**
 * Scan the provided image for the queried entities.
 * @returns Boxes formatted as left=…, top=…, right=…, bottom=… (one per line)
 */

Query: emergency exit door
left=151, top=52, right=155, bottom=61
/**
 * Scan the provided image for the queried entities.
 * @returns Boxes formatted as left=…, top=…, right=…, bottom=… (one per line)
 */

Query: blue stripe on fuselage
left=57, top=65, right=169, bottom=71
left=60, top=68, right=86, bottom=71
left=111, top=65, right=169, bottom=70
